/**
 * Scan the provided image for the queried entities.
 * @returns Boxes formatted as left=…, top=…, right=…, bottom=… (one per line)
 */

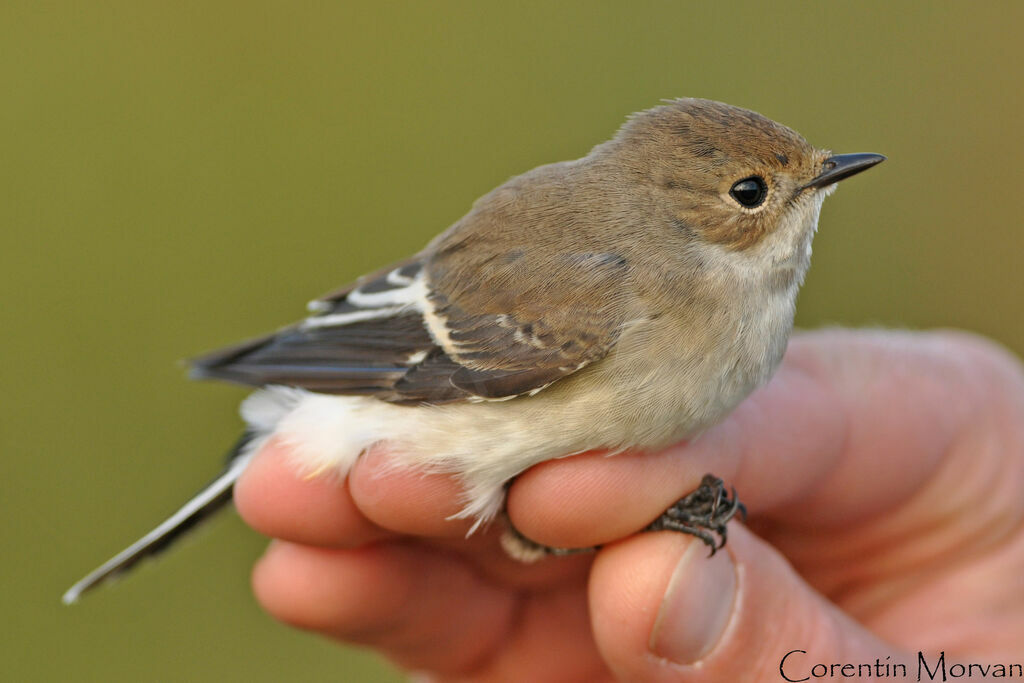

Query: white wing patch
left=405, top=349, right=429, bottom=364
left=421, top=290, right=456, bottom=352
left=301, top=268, right=428, bottom=330
left=301, top=305, right=409, bottom=329
left=386, top=268, right=415, bottom=286
left=347, top=277, right=424, bottom=308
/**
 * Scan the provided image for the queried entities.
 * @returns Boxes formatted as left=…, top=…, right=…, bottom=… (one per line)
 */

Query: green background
left=3, top=2, right=1022, bottom=681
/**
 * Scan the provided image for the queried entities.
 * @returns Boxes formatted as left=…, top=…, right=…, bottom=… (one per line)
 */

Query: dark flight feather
left=190, top=244, right=631, bottom=403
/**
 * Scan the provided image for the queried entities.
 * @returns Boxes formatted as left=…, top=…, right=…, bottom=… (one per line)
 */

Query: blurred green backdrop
left=2, top=2, right=1022, bottom=681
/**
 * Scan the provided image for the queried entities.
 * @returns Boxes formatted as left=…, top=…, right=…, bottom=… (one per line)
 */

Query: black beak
left=802, top=153, right=886, bottom=190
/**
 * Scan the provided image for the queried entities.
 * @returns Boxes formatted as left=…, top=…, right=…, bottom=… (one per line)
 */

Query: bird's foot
left=645, top=474, right=746, bottom=555
left=499, top=473, right=744, bottom=562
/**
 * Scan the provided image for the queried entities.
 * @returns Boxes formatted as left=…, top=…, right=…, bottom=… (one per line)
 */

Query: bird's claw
left=645, top=474, right=746, bottom=555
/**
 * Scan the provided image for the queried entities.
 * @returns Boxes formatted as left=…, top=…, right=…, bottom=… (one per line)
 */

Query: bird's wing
left=190, top=247, right=632, bottom=404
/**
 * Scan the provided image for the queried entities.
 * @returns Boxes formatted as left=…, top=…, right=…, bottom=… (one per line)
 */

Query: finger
left=589, top=526, right=908, bottom=682
left=251, top=540, right=597, bottom=678
left=507, top=333, right=846, bottom=548
left=253, top=540, right=608, bottom=680
left=236, top=439, right=602, bottom=590
left=234, top=439, right=394, bottom=547
left=347, top=445, right=475, bottom=538
left=349, top=447, right=599, bottom=587
left=235, top=439, right=484, bottom=541
left=508, top=329, right=1000, bottom=548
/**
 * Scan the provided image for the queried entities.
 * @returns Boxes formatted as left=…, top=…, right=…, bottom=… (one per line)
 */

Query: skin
left=234, top=329, right=1024, bottom=681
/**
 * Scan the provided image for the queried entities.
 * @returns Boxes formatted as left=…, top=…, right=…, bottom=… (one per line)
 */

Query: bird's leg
left=499, top=522, right=596, bottom=563
left=498, top=473, right=745, bottom=562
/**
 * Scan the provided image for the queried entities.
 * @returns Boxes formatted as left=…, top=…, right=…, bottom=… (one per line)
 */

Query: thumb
left=589, top=526, right=908, bottom=682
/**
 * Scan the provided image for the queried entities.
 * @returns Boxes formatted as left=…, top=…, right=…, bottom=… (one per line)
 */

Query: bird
left=63, top=98, right=884, bottom=603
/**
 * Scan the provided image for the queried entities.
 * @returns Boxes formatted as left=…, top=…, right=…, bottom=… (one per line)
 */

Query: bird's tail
left=62, top=432, right=257, bottom=604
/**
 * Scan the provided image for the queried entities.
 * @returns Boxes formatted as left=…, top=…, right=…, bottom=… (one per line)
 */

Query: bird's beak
left=802, top=153, right=886, bottom=190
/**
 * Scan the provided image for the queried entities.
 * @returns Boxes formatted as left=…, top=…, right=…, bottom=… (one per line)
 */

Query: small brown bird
left=64, top=98, right=884, bottom=603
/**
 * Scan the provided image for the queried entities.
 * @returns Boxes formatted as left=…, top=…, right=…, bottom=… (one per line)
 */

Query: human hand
left=234, top=329, right=1024, bottom=681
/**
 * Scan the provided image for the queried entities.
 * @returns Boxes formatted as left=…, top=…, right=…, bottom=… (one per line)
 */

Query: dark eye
left=729, top=176, right=768, bottom=208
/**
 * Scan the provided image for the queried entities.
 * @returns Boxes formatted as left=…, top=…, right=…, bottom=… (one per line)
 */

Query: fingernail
left=649, top=538, right=737, bottom=664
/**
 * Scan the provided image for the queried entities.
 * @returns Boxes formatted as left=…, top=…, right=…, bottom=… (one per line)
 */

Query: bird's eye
left=729, top=176, right=768, bottom=208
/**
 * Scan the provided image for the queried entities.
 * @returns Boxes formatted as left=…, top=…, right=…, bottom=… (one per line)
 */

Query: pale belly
left=246, top=297, right=793, bottom=529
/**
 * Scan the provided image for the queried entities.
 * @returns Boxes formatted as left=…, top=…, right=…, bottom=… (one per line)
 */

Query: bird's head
left=603, top=98, right=884, bottom=283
